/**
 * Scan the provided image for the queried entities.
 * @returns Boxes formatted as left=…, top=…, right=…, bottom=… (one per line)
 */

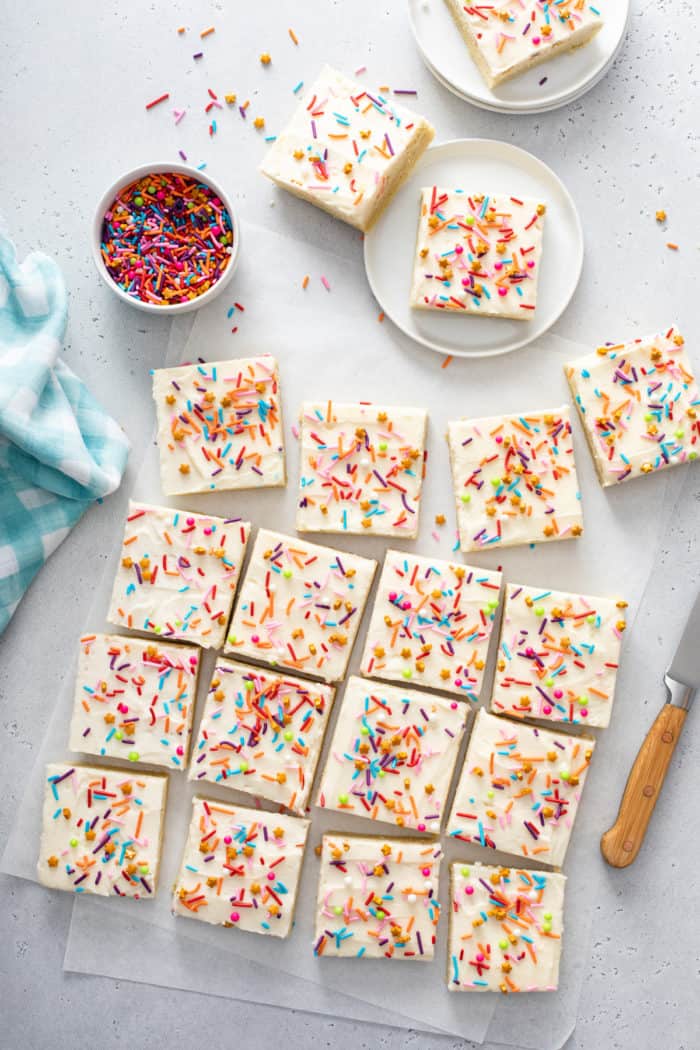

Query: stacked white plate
left=409, top=0, right=630, bottom=115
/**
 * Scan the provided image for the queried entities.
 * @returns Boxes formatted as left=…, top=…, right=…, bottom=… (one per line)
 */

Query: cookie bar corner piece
left=565, top=325, right=699, bottom=486
left=296, top=401, right=428, bottom=537
left=259, top=64, right=434, bottom=232
left=410, top=187, right=545, bottom=318
left=447, top=406, right=583, bottom=553
left=448, top=861, right=566, bottom=992
left=172, top=796, right=310, bottom=937
left=314, top=833, right=443, bottom=959
left=37, top=763, right=168, bottom=898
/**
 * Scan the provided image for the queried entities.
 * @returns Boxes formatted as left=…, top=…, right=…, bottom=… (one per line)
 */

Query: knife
left=601, top=590, right=699, bottom=868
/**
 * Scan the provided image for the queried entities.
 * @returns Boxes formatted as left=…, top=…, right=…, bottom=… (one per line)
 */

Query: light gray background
left=1, top=2, right=698, bottom=1048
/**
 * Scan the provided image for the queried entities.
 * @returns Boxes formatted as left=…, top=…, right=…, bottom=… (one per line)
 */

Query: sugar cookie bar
left=447, top=406, right=583, bottom=552
left=225, top=529, right=376, bottom=682
left=296, top=401, right=428, bottom=537
left=313, top=833, right=442, bottom=959
left=490, top=582, right=627, bottom=728
left=444, top=1, right=603, bottom=90
left=360, top=550, right=502, bottom=700
left=316, top=676, right=467, bottom=833
left=565, top=326, right=699, bottom=485
left=152, top=356, right=285, bottom=495
left=37, top=763, right=167, bottom=898
left=190, top=658, right=335, bottom=814
left=69, top=633, right=200, bottom=768
left=448, top=861, right=565, bottom=992
left=173, top=797, right=309, bottom=937
left=446, top=708, right=594, bottom=866
left=260, top=65, right=434, bottom=231
left=107, top=501, right=250, bottom=650
left=410, top=188, right=545, bottom=318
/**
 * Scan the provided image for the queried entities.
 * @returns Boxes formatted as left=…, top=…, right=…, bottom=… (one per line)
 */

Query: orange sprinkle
left=667, top=242, right=679, bottom=250
left=302, top=274, right=310, bottom=289
left=200, top=26, right=215, bottom=38
left=441, top=354, right=453, bottom=369
left=289, top=27, right=299, bottom=45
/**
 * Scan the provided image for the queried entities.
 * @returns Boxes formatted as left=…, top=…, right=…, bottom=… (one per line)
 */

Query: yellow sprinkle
left=655, top=209, right=667, bottom=222
left=224, top=93, right=237, bottom=105
left=253, top=116, right=265, bottom=129
left=260, top=52, right=271, bottom=65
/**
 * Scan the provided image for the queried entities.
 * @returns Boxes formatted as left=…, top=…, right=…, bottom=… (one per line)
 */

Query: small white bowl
left=91, top=162, right=241, bottom=314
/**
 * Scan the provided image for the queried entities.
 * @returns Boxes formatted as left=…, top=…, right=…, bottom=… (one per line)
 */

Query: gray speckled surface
left=1, top=2, right=698, bottom=1048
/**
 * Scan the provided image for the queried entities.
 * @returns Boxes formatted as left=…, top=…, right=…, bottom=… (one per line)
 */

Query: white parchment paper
left=2, top=223, right=694, bottom=1048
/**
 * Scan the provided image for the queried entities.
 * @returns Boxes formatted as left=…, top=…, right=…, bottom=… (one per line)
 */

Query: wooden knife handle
left=600, top=703, right=687, bottom=867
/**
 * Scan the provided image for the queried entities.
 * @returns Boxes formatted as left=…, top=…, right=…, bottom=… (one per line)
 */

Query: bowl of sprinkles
left=92, top=163, right=239, bottom=312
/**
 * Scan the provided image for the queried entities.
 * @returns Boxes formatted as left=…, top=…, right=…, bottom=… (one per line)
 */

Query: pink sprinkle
left=320, top=275, right=331, bottom=291
left=354, top=66, right=367, bottom=75
left=173, top=109, right=186, bottom=125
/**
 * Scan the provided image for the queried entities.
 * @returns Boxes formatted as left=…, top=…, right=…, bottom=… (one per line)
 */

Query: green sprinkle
left=128, top=751, right=139, bottom=762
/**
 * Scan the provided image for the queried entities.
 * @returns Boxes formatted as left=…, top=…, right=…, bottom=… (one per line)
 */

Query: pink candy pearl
left=476, top=952, right=484, bottom=962
left=389, top=591, right=397, bottom=601
left=533, top=36, right=541, bottom=45
left=186, top=517, right=194, bottom=525
left=117, top=703, right=128, bottom=713
left=402, top=600, right=411, bottom=610
left=224, top=836, right=232, bottom=844
left=417, top=822, right=426, bottom=832
left=495, top=435, right=503, bottom=443
left=450, top=702, right=458, bottom=710
left=176, top=745, right=184, bottom=756
left=494, top=261, right=503, bottom=271
left=267, top=871, right=276, bottom=881
left=554, top=689, right=563, bottom=699
left=498, top=288, right=508, bottom=296
left=230, top=912, right=240, bottom=922
left=455, top=244, right=464, bottom=254
left=580, top=708, right=588, bottom=717
left=421, top=867, right=431, bottom=877
left=527, top=260, right=535, bottom=268
left=543, top=705, right=552, bottom=715
left=455, top=678, right=462, bottom=687
left=251, top=634, right=259, bottom=643
left=465, top=885, right=474, bottom=895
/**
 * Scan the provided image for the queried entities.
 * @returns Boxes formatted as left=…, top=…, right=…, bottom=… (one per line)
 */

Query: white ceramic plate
left=409, top=0, right=630, bottom=113
left=363, top=139, right=583, bottom=359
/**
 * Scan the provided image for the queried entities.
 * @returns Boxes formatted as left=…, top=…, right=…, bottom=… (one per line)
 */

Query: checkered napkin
left=0, top=235, right=129, bottom=634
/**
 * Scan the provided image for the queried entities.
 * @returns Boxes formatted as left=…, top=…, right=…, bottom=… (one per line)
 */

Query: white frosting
left=447, top=406, right=583, bottom=552
left=69, top=633, right=200, bottom=768
left=189, top=658, right=335, bottom=814
left=107, top=501, right=250, bottom=650
left=360, top=550, right=502, bottom=698
left=446, top=708, right=594, bottom=866
left=446, top=1, right=603, bottom=87
left=490, top=582, right=626, bottom=728
left=410, top=188, right=545, bottom=318
left=260, top=65, right=434, bottom=231
left=316, top=676, right=467, bottom=833
left=296, top=401, right=428, bottom=537
left=225, top=529, right=376, bottom=683
left=172, top=796, right=309, bottom=937
left=37, top=763, right=167, bottom=898
left=314, top=834, right=442, bottom=959
left=565, top=326, right=700, bottom=485
left=152, top=356, right=285, bottom=496
left=448, top=861, right=565, bottom=992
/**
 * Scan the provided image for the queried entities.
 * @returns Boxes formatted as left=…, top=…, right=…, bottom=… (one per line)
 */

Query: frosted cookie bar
left=491, top=582, right=627, bottom=728
left=313, top=833, right=442, bottom=959
left=360, top=550, right=502, bottom=700
left=316, top=676, right=467, bottom=833
left=173, top=797, right=309, bottom=937
left=108, top=501, right=250, bottom=650
left=565, top=326, right=699, bottom=485
left=410, top=188, right=545, bottom=318
left=448, top=862, right=565, bottom=992
left=260, top=65, right=434, bottom=231
left=444, top=1, right=603, bottom=90
left=226, top=529, right=376, bottom=682
left=447, top=406, right=583, bottom=552
left=37, top=763, right=167, bottom=898
left=296, top=401, right=428, bottom=537
left=190, top=658, right=335, bottom=814
left=69, top=633, right=200, bottom=768
left=446, top=709, right=594, bottom=866
left=152, top=356, right=285, bottom=496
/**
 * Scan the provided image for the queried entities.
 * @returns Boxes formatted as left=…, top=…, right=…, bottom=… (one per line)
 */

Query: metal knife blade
left=666, top=590, right=700, bottom=696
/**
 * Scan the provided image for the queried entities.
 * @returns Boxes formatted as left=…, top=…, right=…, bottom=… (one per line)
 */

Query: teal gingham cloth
left=0, top=236, right=130, bottom=633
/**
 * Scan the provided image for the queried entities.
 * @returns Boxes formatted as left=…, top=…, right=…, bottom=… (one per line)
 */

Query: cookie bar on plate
left=296, top=401, right=428, bottom=537
left=360, top=550, right=502, bottom=700
left=410, top=188, right=545, bottom=318
left=69, top=633, right=200, bottom=768
left=490, top=582, right=627, bottom=728
left=152, top=356, right=285, bottom=496
left=565, top=326, right=699, bottom=485
left=446, top=708, right=594, bottom=866
left=37, top=763, right=167, bottom=898
left=260, top=65, right=434, bottom=231
left=315, top=676, right=467, bottom=833
left=107, top=501, right=250, bottom=650
left=444, top=1, right=603, bottom=90
left=173, top=797, right=309, bottom=937
left=447, top=406, right=583, bottom=553
left=313, top=833, right=442, bottom=959
left=448, top=861, right=565, bottom=992
left=225, top=529, right=376, bottom=683
left=190, top=658, right=335, bottom=814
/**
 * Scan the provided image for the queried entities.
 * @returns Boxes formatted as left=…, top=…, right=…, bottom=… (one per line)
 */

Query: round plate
left=409, top=0, right=630, bottom=113
left=363, top=139, right=583, bottom=359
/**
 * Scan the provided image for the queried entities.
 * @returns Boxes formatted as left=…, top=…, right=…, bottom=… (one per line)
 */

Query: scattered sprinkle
left=441, top=355, right=453, bottom=370
left=200, top=26, right=215, bottom=38
left=655, top=209, right=667, bottom=222
left=145, top=93, right=170, bottom=110
left=320, top=275, right=331, bottom=292
left=288, top=27, right=299, bottom=45
left=260, top=52, right=271, bottom=65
